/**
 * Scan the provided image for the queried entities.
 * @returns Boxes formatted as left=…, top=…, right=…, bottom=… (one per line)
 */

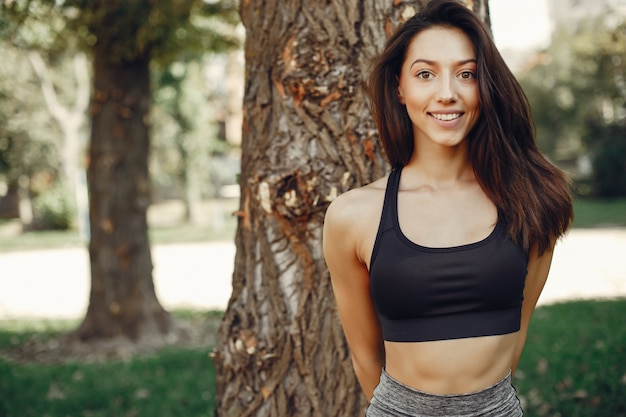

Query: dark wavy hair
left=368, top=0, right=573, bottom=254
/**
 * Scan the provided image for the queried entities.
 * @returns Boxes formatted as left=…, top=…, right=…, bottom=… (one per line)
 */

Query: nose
left=436, top=76, right=458, bottom=103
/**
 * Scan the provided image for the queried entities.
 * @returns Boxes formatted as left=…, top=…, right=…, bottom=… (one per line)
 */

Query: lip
left=428, top=111, right=465, bottom=126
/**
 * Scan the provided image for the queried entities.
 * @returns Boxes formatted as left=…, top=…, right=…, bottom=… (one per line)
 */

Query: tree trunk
left=76, top=48, right=171, bottom=342
left=17, top=175, right=33, bottom=230
left=28, top=52, right=90, bottom=237
left=28, top=52, right=90, bottom=189
left=213, top=1, right=490, bottom=416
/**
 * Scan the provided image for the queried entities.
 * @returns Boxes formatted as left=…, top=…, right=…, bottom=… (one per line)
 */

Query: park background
left=1, top=0, right=626, bottom=416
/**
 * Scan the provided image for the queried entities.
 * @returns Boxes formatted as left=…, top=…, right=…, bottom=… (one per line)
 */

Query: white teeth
left=431, top=113, right=461, bottom=121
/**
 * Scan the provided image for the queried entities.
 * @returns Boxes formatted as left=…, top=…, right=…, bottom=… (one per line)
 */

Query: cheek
left=401, top=88, right=427, bottom=109
left=470, top=86, right=480, bottom=108
left=465, top=88, right=480, bottom=117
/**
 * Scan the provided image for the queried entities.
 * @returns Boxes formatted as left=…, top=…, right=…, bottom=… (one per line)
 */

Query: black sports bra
left=369, top=168, right=529, bottom=342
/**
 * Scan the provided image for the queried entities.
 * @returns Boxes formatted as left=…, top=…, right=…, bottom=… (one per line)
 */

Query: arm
left=323, top=196, right=385, bottom=401
left=511, top=238, right=557, bottom=376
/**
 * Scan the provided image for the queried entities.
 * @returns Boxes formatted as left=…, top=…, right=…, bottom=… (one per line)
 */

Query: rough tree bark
left=76, top=47, right=171, bottom=342
left=213, top=1, right=490, bottom=416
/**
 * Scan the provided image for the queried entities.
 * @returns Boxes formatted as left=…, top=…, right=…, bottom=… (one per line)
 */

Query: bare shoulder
left=323, top=175, right=389, bottom=264
left=324, top=176, right=388, bottom=227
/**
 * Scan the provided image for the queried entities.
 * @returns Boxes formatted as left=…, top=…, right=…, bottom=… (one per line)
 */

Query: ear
left=397, top=85, right=406, bottom=105
left=396, top=76, right=406, bottom=104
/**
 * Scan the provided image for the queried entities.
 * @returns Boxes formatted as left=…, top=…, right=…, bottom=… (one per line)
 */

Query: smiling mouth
left=430, top=113, right=462, bottom=121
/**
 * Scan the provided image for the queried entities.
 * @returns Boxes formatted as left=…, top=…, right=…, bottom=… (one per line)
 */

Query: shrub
left=591, top=134, right=626, bottom=197
left=32, top=182, right=76, bottom=230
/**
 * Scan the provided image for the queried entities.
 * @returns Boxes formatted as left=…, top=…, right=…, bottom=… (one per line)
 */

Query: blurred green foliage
left=0, top=42, right=61, bottom=186
left=0, top=0, right=242, bottom=222
left=1, top=0, right=240, bottom=63
left=32, top=181, right=76, bottom=230
left=519, top=17, right=626, bottom=197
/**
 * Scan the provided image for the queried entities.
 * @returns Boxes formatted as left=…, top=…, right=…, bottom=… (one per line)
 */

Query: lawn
left=515, top=299, right=626, bottom=417
left=0, top=198, right=624, bottom=416
left=0, top=311, right=221, bottom=417
left=571, top=198, right=626, bottom=228
left=1, top=300, right=625, bottom=417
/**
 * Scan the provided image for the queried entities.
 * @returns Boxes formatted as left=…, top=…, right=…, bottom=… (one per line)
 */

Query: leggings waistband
left=366, top=369, right=523, bottom=417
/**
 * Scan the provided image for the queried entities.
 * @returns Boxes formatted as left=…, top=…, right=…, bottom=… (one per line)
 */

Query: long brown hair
left=368, top=0, right=573, bottom=254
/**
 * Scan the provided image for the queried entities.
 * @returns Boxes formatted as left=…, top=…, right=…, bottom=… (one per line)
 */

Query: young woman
left=322, top=1, right=573, bottom=416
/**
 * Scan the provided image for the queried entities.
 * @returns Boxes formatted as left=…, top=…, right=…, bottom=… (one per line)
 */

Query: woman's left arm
left=511, top=238, right=557, bottom=376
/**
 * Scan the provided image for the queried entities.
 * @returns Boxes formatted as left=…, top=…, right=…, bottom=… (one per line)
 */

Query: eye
left=459, top=70, right=475, bottom=80
left=416, top=70, right=434, bottom=80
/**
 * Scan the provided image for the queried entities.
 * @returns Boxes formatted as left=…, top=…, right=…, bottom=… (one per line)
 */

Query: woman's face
left=397, top=26, right=480, bottom=150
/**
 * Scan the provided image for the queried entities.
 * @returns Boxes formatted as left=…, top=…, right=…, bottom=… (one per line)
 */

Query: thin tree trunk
left=76, top=48, right=171, bottom=341
left=214, top=1, right=490, bottom=416
left=28, top=52, right=90, bottom=188
left=17, top=175, right=33, bottom=230
left=28, top=51, right=90, bottom=237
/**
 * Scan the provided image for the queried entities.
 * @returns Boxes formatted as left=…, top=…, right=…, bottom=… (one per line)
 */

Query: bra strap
left=381, top=168, right=402, bottom=231
left=370, top=168, right=402, bottom=268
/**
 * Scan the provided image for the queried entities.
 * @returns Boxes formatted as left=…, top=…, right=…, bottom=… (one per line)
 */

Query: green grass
left=516, top=299, right=626, bottom=417
left=572, top=198, right=626, bottom=228
left=0, top=312, right=219, bottom=417
left=0, top=349, right=215, bottom=417
left=1, top=301, right=625, bottom=417
left=0, top=348, right=216, bottom=417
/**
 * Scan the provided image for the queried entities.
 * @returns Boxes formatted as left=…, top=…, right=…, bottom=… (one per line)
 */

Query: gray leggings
left=366, top=369, right=523, bottom=417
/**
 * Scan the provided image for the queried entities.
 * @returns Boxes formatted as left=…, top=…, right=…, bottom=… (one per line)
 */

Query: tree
left=0, top=40, right=62, bottom=227
left=518, top=17, right=626, bottom=196
left=28, top=50, right=90, bottom=197
left=212, top=1, right=490, bottom=416
left=152, top=56, right=232, bottom=222
left=68, top=0, right=239, bottom=341
left=2, top=0, right=239, bottom=342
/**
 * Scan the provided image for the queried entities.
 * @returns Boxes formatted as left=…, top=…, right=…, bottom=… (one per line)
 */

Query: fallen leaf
left=46, top=383, right=65, bottom=400
left=134, top=388, right=150, bottom=399
left=555, top=377, right=572, bottom=391
left=536, top=357, right=548, bottom=375
left=573, top=389, right=588, bottom=399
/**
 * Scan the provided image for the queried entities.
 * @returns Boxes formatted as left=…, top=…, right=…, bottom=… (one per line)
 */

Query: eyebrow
left=409, top=58, right=477, bottom=69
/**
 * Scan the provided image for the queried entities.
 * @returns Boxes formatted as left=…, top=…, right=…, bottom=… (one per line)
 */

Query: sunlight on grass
left=2, top=301, right=625, bottom=417
left=572, top=198, right=626, bottom=228
left=0, top=311, right=220, bottom=417
left=516, top=299, right=626, bottom=417
left=0, top=348, right=216, bottom=417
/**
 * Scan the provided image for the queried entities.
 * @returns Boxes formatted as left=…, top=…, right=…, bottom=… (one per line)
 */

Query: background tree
left=212, top=1, right=490, bottom=416
left=1, top=0, right=239, bottom=342
left=28, top=50, right=90, bottom=202
left=152, top=56, right=234, bottom=223
left=70, top=0, right=239, bottom=342
left=0, top=40, right=62, bottom=228
left=518, top=17, right=626, bottom=196
left=0, top=6, right=67, bottom=227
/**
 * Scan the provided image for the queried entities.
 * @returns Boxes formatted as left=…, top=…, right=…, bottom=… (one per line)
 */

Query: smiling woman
left=322, top=1, right=573, bottom=416
left=397, top=26, right=480, bottom=151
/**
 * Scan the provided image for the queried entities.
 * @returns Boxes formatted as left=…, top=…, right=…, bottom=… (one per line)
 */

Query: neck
left=404, top=142, right=473, bottom=186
